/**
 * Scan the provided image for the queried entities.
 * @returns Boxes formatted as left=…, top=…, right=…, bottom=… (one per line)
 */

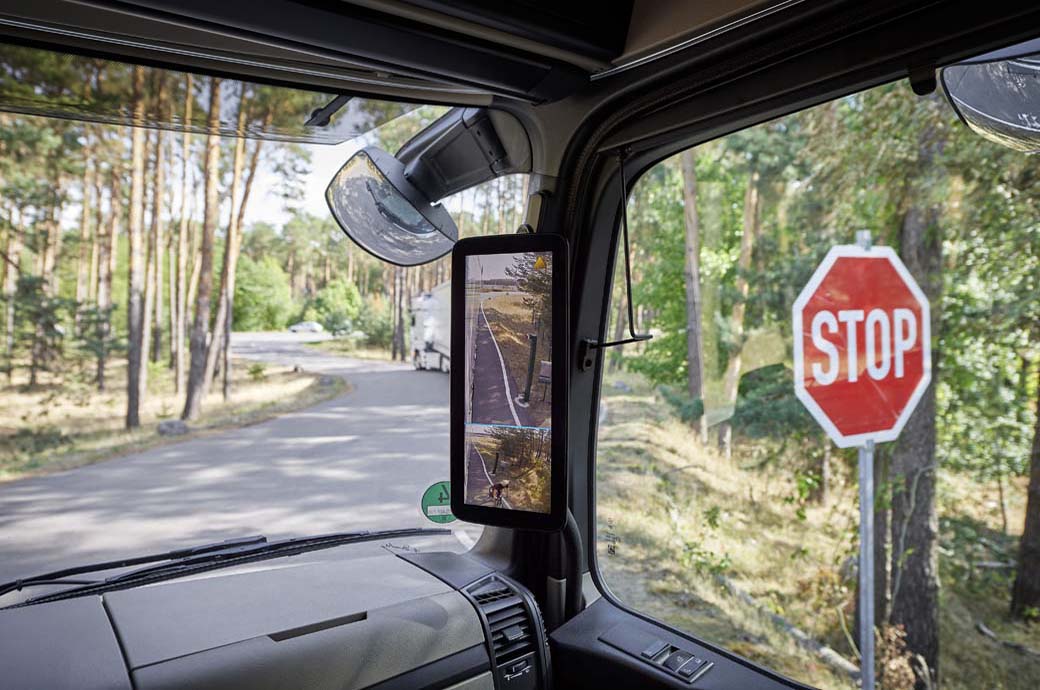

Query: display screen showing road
left=462, top=251, right=553, bottom=514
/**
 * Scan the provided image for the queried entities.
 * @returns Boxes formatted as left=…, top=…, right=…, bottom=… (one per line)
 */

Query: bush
left=306, top=280, right=362, bottom=334
left=659, top=385, right=705, bottom=423
left=247, top=363, right=267, bottom=381
left=357, top=295, right=393, bottom=348
left=233, top=256, right=294, bottom=331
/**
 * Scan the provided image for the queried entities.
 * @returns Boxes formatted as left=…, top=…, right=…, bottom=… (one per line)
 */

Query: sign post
left=854, top=230, right=876, bottom=690
left=792, top=232, right=931, bottom=690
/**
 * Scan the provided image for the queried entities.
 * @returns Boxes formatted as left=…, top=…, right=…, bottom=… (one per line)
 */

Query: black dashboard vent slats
left=487, top=599, right=534, bottom=662
left=468, top=577, right=537, bottom=666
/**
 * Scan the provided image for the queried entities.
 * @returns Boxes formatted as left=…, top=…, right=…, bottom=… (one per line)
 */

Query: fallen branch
left=713, top=573, right=861, bottom=680
left=975, top=621, right=1040, bottom=659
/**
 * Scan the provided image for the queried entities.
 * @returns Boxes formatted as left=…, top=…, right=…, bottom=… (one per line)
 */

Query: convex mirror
left=326, top=146, right=458, bottom=266
left=941, top=38, right=1040, bottom=153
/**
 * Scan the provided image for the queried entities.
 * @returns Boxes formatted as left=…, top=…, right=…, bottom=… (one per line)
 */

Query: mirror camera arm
left=578, top=149, right=652, bottom=372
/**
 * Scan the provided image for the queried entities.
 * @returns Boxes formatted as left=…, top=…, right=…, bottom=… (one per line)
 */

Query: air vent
left=469, top=578, right=537, bottom=666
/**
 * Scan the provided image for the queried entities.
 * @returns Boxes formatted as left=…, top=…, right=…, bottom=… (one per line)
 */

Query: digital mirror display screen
left=461, top=251, right=553, bottom=514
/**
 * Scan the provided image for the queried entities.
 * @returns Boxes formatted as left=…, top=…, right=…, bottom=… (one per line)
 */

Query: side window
left=595, top=83, right=1040, bottom=689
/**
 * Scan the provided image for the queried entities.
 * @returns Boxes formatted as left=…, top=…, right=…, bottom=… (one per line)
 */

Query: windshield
left=0, top=44, right=530, bottom=592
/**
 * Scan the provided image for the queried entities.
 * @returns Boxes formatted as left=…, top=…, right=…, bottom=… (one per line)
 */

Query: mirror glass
left=326, top=148, right=458, bottom=266
left=942, top=40, right=1040, bottom=153
left=461, top=250, right=553, bottom=514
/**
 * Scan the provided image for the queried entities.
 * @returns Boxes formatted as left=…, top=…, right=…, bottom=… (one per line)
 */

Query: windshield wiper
left=0, top=535, right=268, bottom=598
left=4, top=528, right=450, bottom=608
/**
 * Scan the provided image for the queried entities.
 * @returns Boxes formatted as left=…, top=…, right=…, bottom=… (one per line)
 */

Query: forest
left=597, top=80, right=1039, bottom=688
left=0, top=45, right=527, bottom=452
left=2, top=39, right=1038, bottom=690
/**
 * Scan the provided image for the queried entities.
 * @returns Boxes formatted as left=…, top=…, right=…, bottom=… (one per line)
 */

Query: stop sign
left=792, top=245, right=931, bottom=448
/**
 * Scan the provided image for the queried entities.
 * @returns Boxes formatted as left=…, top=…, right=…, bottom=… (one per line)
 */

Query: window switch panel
left=640, top=639, right=669, bottom=660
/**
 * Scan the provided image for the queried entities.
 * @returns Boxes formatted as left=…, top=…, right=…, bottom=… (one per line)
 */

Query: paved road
left=0, top=332, right=480, bottom=583
left=470, top=302, right=529, bottom=427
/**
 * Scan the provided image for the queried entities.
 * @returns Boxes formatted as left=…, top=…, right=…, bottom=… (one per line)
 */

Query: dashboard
left=0, top=543, right=549, bottom=690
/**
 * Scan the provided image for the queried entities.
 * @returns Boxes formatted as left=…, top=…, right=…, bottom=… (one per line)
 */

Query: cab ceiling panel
left=0, top=0, right=616, bottom=104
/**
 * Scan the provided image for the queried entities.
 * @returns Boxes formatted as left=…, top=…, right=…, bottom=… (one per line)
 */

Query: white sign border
left=792, top=245, right=932, bottom=448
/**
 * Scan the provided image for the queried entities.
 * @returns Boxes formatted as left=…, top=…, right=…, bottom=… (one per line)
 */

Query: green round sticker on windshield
left=421, top=481, right=456, bottom=524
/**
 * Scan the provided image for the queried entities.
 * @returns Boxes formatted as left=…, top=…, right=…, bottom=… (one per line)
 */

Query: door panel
left=550, top=598, right=814, bottom=689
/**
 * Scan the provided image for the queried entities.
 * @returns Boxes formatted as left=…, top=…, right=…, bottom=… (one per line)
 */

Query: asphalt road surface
left=470, top=302, right=530, bottom=427
left=0, top=332, right=480, bottom=584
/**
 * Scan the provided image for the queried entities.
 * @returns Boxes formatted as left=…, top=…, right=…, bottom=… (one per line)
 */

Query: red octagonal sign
left=793, top=245, right=931, bottom=448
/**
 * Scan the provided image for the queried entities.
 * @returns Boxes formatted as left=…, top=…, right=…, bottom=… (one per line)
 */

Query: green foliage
left=247, top=363, right=266, bottom=382
left=75, top=302, right=124, bottom=369
left=233, top=256, right=294, bottom=331
left=703, top=505, right=722, bottom=530
left=302, top=279, right=362, bottom=334
left=659, top=385, right=704, bottom=423
left=357, top=295, right=393, bottom=348
left=8, top=275, right=75, bottom=384
left=731, top=364, right=816, bottom=439
left=615, top=80, right=1039, bottom=505
left=680, top=540, right=732, bottom=575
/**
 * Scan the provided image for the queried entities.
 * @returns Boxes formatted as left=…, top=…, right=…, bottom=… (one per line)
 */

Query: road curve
left=0, top=332, right=479, bottom=583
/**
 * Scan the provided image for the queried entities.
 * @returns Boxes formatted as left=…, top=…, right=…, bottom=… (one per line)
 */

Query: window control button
left=664, top=650, right=695, bottom=671
left=678, top=659, right=704, bottom=678
left=640, top=639, right=670, bottom=660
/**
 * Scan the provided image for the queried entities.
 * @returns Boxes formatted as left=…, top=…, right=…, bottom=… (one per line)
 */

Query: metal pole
left=522, top=333, right=537, bottom=403
left=858, top=440, right=875, bottom=690
left=855, top=228, right=875, bottom=690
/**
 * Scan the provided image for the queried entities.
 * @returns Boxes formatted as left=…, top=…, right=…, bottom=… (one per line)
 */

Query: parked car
left=288, top=321, right=324, bottom=333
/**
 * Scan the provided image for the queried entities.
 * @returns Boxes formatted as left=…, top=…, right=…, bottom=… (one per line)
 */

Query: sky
left=58, top=110, right=514, bottom=240
left=468, top=252, right=521, bottom=281
left=243, top=137, right=363, bottom=228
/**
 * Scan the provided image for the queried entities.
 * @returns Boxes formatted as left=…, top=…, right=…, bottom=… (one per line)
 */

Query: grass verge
left=305, top=339, right=394, bottom=362
left=595, top=370, right=1039, bottom=690
left=0, top=358, right=347, bottom=482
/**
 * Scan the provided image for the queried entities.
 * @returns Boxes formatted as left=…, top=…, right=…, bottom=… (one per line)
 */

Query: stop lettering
left=792, top=245, right=931, bottom=448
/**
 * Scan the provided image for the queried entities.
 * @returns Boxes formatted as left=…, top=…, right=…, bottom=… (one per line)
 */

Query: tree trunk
left=717, top=170, right=759, bottom=456
left=607, top=297, right=627, bottom=373
left=151, top=80, right=168, bottom=365
left=680, top=150, right=707, bottom=442
left=89, top=168, right=102, bottom=303
left=97, top=168, right=120, bottom=392
left=39, top=199, right=61, bottom=296
left=126, top=66, right=148, bottom=429
left=396, top=267, right=406, bottom=360
left=875, top=449, right=891, bottom=626
left=174, top=73, right=193, bottom=393
left=3, top=207, right=22, bottom=380
left=1011, top=363, right=1040, bottom=618
left=167, top=218, right=176, bottom=368
left=75, top=152, right=95, bottom=312
left=223, top=127, right=267, bottom=400
left=391, top=267, right=400, bottom=360
left=889, top=198, right=942, bottom=688
left=182, top=77, right=222, bottom=421
left=140, top=129, right=157, bottom=396
left=204, top=87, right=249, bottom=400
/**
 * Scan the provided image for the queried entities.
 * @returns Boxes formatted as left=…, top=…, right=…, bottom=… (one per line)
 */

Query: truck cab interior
left=2, top=2, right=1040, bottom=689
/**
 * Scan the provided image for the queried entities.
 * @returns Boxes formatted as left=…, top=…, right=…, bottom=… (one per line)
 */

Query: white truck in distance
left=410, top=282, right=450, bottom=372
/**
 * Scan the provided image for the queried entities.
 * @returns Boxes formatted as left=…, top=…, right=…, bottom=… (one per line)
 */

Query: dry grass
left=306, top=339, right=394, bottom=362
left=471, top=431, right=551, bottom=513
left=0, top=357, right=346, bottom=482
left=596, top=370, right=1039, bottom=690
